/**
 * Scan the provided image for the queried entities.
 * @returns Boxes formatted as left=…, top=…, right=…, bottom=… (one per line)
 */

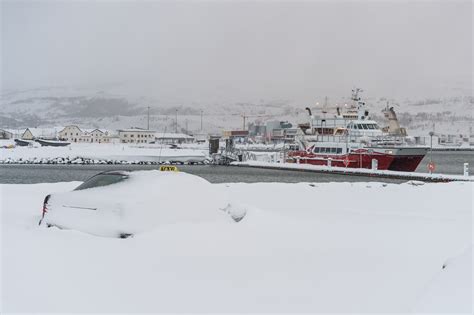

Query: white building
left=22, top=127, right=61, bottom=140
left=59, top=125, right=113, bottom=143
left=118, top=129, right=155, bottom=144
left=0, top=129, right=13, bottom=139
left=58, top=125, right=83, bottom=142
left=155, top=133, right=195, bottom=144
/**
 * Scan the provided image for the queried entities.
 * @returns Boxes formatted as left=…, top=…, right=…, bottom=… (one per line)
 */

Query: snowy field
left=1, top=177, right=472, bottom=312
left=0, top=141, right=208, bottom=163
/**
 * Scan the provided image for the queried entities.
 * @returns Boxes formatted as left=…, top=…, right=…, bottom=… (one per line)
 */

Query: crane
left=231, top=113, right=280, bottom=130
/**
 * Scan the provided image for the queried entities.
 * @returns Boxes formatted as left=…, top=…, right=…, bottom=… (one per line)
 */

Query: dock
left=231, top=161, right=474, bottom=182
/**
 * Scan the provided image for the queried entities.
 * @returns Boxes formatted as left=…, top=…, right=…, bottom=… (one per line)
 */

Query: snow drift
left=1, top=178, right=472, bottom=312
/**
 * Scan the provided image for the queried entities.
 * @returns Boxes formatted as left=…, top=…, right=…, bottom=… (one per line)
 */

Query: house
left=155, top=133, right=195, bottom=144
left=21, top=128, right=60, bottom=140
left=0, top=129, right=13, bottom=139
left=118, top=128, right=156, bottom=144
left=58, top=125, right=83, bottom=143
left=59, top=126, right=114, bottom=143
left=82, top=129, right=111, bottom=143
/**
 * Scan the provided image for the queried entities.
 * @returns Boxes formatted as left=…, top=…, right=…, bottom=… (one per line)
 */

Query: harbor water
left=0, top=151, right=472, bottom=184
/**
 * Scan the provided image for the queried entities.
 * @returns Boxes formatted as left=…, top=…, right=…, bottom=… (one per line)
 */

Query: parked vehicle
left=39, top=170, right=245, bottom=238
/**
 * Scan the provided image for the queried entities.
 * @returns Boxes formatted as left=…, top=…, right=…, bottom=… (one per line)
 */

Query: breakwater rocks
left=0, top=156, right=207, bottom=165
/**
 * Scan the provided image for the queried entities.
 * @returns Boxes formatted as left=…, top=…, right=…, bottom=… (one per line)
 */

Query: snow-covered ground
left=0, top=141, right=208, bottom=163
left=1, top=177, right=472, bottom=312
left=233, top=161, right=474, bottom=182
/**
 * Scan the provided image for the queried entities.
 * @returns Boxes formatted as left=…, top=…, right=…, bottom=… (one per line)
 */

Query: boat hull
left=288, top=146, right=428, bottom=172
left=287, top=150, right=395, bottom=170
left=35, top=139, right=70, bottom=147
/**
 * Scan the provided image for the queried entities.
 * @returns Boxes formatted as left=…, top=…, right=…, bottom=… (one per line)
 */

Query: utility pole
left=242, top=114, right=246, bottom=130
left=200, top=110, right=203, bottom=131
left=185, top=119, right=188, bottom=135
left=147, top=106, right=150, bottom=130
left=175, top=109, right=178, bottom=133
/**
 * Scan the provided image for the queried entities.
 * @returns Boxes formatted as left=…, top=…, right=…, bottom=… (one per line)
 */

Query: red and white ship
left=287, top=88, right=428, bottom=172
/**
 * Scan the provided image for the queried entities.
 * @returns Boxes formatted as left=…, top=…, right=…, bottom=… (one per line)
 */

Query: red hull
left=388, top=155, right=425, bottom=172
left=288, top=151, right=395, bottom=170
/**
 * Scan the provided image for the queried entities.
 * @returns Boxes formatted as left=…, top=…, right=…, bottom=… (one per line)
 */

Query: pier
left=232, top=161, right=473, bottom=183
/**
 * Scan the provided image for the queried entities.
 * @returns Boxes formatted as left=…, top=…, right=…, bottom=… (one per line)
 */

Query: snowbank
left=233, top=160, right=474, bottom=182
left=1, top=179, right=472, bottom=312
left=0, top=142, right=208, bottom=164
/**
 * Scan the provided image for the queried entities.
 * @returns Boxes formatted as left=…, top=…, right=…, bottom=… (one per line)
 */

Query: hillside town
left=1, top=117, right=473, bottom=148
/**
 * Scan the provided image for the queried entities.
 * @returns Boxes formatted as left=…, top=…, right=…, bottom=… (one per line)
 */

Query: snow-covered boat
left=14, top=139, right=34, bottom=147
left=288, top=88, right=428, bottom=172
left=35, top=139, right=71, bottom=147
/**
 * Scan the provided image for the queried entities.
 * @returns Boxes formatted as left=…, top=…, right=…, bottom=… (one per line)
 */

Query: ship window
left=330, top=148, right=337, bottom=153
left=313, top=147, right=320, bottom=153
left=367, top=124, right=374, bottom=129
left=337, top=148, right=342, bottom=154
left=362, top=124, right=368, bottom=130
left=357, top=124, right=364, bottom=129
left=320, top=148, right=326, bottom=153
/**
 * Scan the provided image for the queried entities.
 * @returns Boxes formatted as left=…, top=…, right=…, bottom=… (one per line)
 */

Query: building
left=155, top=133, right=195, bottom=144
left=21, top=128, right=60, bottom=140
left=222, top=130, right=249, bottom=143
left=0, top=129, right=13, bottom=139
left=118, top=128, right=156, bottom=144
left=58, top=125, right=83, bottom=142
left=264, top=121, right=297, bottom=143
left=82, top=128, right=113, bottom=143
left=58, top=125, right=114, bottom=143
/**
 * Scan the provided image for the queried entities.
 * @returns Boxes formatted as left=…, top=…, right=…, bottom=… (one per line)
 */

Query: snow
left=1, top=176, right=472, bottom=312
left=42, top=171, right=242, bottom=237
left=413, top=245, right=473, bottom=313
left=233, top=160, right=474, bottom=182
left=0, top=142, right=208, bottom=163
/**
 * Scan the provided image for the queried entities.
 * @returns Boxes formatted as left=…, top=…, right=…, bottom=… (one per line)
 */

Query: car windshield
left=74, top=174, right=129, bottom=191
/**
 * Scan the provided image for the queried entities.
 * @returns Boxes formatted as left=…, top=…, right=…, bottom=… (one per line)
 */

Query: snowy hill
left=1, top=86, right=472, bottom=136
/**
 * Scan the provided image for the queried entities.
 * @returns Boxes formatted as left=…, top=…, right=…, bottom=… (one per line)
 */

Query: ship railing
left=311, top=134, right=414, bottom=146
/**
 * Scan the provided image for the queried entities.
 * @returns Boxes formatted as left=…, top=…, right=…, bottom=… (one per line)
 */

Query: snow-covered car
left=39, top=170, right=245, bottom=238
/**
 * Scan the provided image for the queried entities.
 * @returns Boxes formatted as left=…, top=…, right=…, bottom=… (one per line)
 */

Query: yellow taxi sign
left=159, top=165, right=179, bottom=172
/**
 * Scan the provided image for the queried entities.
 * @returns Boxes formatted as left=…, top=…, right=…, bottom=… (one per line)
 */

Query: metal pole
left=147, top=106, right=150, bottom=130
left=200, top=110, right=203, bottom=131
left=175, top=109, right=178, bottom=133
left=429, top=131, right=434, bottom=174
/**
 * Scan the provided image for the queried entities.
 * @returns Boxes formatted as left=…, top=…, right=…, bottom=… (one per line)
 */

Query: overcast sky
left=2, top=0, right=472, bottom=103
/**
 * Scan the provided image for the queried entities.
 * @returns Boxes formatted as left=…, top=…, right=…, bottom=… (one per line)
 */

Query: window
left=337, top=148, right=342, bottom=154
left=330, top=148, right=337, bottom=153
left=124, top=134, right=127, bottom=137
left=358, top=124, right=364, bottom=129
left=131, top=134, right=134, bottom=137
left=313, top=147, right=320, bottom=153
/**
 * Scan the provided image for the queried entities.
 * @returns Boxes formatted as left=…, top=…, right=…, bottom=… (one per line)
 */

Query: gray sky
left=1, top=0, right=472, bottom=103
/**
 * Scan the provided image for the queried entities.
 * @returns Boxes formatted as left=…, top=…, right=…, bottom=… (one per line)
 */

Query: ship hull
left=382, top=147, right=428, bottom=172
left=287, top=150, right=395, bottom=170
left=288, top=147, right=428, bottom=172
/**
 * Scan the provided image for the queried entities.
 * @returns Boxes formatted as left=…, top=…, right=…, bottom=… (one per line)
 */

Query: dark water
left=0, top=152, right=472, bottom=184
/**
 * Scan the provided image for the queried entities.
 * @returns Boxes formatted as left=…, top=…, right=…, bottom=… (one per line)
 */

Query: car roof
left=94, top=170, right=130, bottom=176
